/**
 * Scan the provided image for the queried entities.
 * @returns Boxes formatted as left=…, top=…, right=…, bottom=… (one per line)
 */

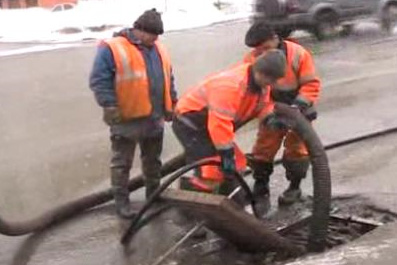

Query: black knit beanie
left=133, top=8, right=164, bottom=35
left=245, top=21, right=276, bottom=47
left=253, top=50, right=286, bottom=79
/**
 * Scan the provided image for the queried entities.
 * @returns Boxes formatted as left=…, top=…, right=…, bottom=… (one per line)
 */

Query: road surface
left=0, top=20, right=397, bottom=265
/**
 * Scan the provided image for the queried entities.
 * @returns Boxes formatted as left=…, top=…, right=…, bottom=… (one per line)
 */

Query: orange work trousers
left=200, top=143, right=247, bottom=183
left=252, top=125, right=309, bottom=162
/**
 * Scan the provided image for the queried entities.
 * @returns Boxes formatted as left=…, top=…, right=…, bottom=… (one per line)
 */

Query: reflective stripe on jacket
left=105, top=37, right=173, bottom=120
left=176, top=64, right=273, bottom=150
left=243, top=40, right=321, bottom=105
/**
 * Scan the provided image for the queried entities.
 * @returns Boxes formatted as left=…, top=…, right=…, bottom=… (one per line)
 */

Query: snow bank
left=0, top=0, right=253, bottom=43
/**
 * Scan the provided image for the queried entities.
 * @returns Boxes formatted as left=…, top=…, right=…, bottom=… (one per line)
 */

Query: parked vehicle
left=252, top=0, right=397, bottom=40
left=51, top=3, right=75, bottom=12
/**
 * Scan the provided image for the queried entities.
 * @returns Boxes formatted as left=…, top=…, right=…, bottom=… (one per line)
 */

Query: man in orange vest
left=244, top=22, right=321, bottom=205
left=89, top=9, right=177, bottom=218
left=173, top=51, right=286, bottom=196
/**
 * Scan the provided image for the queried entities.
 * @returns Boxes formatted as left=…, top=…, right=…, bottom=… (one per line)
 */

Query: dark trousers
left=172, top=115, right=218, bottom=180
left=172, top=116, right=216, bottom=164
left=110, top=133, right=163, bottom=197
left=172, top=116, right=245, bottom=202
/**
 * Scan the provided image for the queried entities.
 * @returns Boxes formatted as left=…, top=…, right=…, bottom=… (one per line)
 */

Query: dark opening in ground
left=169, top=196, right=397, bottom=265
left=267, top=214, right=381, bottom=263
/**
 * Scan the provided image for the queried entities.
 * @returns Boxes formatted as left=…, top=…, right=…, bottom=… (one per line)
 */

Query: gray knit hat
left=253, top=50, right=286, bottom=79
left=133, top=8, right=164, bottom=35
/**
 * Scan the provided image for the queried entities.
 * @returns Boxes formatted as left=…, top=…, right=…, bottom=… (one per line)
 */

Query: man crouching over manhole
left=89, top=9, right=178, bottom=219
left=244, top=22, right=321, bottom=206
left=172, top=51, right=286, bottom=203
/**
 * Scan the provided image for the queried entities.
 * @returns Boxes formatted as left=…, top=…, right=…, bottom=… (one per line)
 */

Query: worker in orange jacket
left=172, top=50, right=286, bottom=195
left=90, top=9, right=177, bottom=218
left=244, top=22, right=321, bottom=205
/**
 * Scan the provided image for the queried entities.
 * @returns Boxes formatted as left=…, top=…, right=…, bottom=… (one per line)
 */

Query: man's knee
left=110, top=135, right=134, bottom=170
left=141, top=136, right=163, bottom=167
left=284, top=131, right=308, bottom=157
left=282, top=158, right=310, bottom=180
left=142, top=156, right=162, bottom=177
left=252, top=140, right=282, bottom=162
left=252, top=129, right=285, bottom=161
left=283, top=144, right=309, bottom=159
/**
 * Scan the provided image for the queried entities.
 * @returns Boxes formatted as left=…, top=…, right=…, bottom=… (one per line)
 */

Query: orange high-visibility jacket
left=243, top=40, right=320, bottom=105
left=176, top=64, right=273, bottom=150
left=105, top=37, right=173, bottom=120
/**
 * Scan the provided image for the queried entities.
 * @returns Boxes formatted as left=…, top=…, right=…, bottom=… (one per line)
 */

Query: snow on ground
left=0, top=0, right=254, bottom=43
left=0, top=43, right=82, bottom=57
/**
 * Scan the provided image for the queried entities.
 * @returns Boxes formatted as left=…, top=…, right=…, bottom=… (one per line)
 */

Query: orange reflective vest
left=176, top=64, right=273, bottom=150
left=104, top=37, right=173, bottom=120
left=243, top=40, right=321, bottom=104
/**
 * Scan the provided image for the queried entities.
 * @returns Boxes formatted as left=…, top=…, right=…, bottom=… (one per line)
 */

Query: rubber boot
left=247, top=155, right=273, bottom=199
left=219, top=177, right=246, bottom=207
left=111, top=168, right=136, bottom=219
left=278, top=159, right=310, bottom=206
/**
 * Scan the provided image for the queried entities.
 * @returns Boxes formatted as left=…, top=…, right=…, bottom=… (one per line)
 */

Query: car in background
left=51, top=2, right=76, bottom=12
left=252, top=0, right=397, bottom=40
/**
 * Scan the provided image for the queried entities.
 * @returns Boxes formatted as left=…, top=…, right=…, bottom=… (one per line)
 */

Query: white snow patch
left=0, top=0, right=254, bottom=43
left=0, top=44, right=81, bottom=57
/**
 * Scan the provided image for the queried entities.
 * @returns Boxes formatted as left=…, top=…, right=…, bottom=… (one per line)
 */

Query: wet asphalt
left=0, top=20, right=397, bottom=264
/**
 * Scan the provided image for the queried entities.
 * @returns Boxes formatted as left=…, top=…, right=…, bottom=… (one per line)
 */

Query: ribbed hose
left=274, top=103, right=331, bottom=252
left=0, top=105, right=395, bottom=243
left=121, top=104, right=331, bottom=252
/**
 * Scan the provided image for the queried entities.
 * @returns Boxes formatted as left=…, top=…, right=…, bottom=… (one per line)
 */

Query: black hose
left=121, top=159, right=218, bottom=245
left=274, top=103, right=331, bottom=252
left=324, top=126, right=397, bottom=151
left=1, top=112, right=396, bottom=237
left=133, top=204, right=173, bottom=233
left=245, top=126, right=397, bottom=175
left=120, top=158, right=258, bottom=245
left=120, top=102, right=331, bottom=252
left=0, top=154, right=185, bottom=236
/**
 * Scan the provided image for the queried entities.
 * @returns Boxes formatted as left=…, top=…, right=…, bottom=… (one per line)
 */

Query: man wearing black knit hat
left=89, top=9, right=178, bottom=219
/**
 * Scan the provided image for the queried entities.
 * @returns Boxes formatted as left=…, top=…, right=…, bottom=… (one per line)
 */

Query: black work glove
left=218, top=147, right=237, bottom=177
left=292, top=98, right=317, bottom=121
left=262, top=112, right=288, bottom=130
left=103, top=106, right=122, bottom=126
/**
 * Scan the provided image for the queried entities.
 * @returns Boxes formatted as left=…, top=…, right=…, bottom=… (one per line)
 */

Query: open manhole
left=166, top=196, right=397, bottom=265
left=280, top=214, right=380, bottom=248
left=265, top=214, right=382, bottom=262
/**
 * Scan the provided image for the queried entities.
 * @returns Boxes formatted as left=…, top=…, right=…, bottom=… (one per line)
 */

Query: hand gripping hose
left=1, top=103, right=397, bottom=252
left=274, top=103, right=331, bottom=252
left=121, top=103, right=332, bottom=252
